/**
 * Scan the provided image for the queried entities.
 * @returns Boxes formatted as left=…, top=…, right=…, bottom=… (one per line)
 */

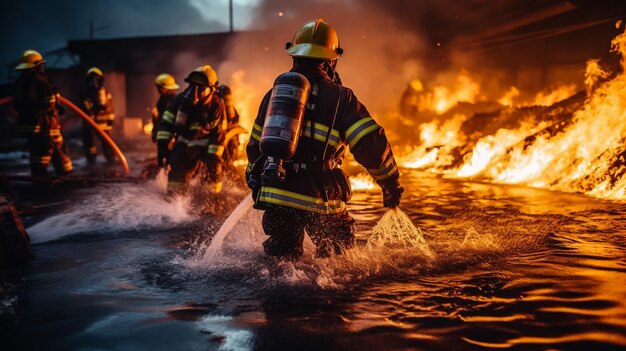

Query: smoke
left=215, top=0, right=428, bottom=126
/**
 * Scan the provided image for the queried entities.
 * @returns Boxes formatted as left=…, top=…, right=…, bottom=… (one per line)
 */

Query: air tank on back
left=260, top=72, right=310, bottom=181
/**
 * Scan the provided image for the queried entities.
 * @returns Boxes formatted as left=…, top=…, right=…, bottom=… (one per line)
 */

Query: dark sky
left=0, top=0, right=258, bottom=83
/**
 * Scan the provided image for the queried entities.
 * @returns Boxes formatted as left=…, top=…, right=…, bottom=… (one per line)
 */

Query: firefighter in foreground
left=151, top=73, right=179, bottom=144
left=246, top=19, right=404, bottom=259
left=156, top=65, right=226, bottom=194
left=13, top=49, right=73, bottom=176
left=81, top=67, right=116, bottom=164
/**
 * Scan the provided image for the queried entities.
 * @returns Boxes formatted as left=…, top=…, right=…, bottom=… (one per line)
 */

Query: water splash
left=153, top=168, right=169, bottom=194
left=178, top=205, right=438, bottom=288
left=199, top=196, right=255, bottom=260
left=366, top=208, right=432, bottom=256
left=27, top=177, right=194, bottom=244
left=176, top=197, right=551, bottom=291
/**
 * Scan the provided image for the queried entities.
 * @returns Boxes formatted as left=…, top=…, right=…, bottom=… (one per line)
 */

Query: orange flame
left=532, top=83, right=578, bottom=106
left=497, top=86, right=520, bottom=107
left=419, top=70, right=482, bottom=114
left=397, top=27, right=626, bottom=200
left=350, top=173, right=377, bottom=191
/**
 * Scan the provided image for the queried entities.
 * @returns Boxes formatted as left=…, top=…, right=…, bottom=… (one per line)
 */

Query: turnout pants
left=28, top=134, right=73, bottom=177
left=262, top=206, right=356, bottom=259
left=168, top=142, right=223, bottom=193
left=82, top=122, right=115, bottom=164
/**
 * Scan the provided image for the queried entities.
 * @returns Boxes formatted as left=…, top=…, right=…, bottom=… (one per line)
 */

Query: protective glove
left=380, top=178, right=404, bottom=208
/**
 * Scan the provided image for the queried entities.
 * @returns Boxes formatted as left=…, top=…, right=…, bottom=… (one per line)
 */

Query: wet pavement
left=2, top=170, right=626, bottom=350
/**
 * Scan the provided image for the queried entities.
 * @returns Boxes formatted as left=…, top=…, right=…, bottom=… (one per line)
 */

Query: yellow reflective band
left=301, top=121, right=341, bottom=148
left=251, top=123, right=262, bottom=142
left=346, top=117, right=380, bottom=149
left=162, top=111, right=175, bottom=124
left=301, top=130, right=340, bottom=148
left=302, top=121, right=340, bottom=139
left=97, top=123, right=112, bottom=131
left=96, top=113, right=114, bottom=122
left=258, top=187, right=345, bottom=214
left=63, top=161, right=73, bottom=171
left=368, top=156, right=399, bottom=180
left=207, top=144, right=225, bottom=156
left=176, top=136, right=209, bottom=147
left=156, top=131, right=172, bottom=140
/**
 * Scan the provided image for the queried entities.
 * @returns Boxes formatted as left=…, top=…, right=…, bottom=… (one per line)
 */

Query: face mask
left=183, top=84, right=212, bottom=105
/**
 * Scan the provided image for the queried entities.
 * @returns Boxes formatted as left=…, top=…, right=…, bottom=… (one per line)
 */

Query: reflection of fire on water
left=397, top=26, right=626, bottom=200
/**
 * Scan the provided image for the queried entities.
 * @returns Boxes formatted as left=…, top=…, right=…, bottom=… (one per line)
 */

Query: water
left=26, top=169, right=193, bottom=244
left=3, top=170, right=626, bottom=350
left=197, top=195, right=255, bottom=260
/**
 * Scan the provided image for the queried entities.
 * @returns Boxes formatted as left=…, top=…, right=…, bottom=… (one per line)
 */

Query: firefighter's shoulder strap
left=322, top=85, right=342, bottom=162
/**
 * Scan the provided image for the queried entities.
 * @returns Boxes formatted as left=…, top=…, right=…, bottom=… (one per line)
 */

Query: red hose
left=0, top=95, right=129, bottom=176
left=0, top=96, right=14, bottom=106
left=59, top=96, right=129, bottom=176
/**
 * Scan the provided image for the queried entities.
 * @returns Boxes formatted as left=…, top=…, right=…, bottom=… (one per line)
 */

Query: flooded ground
left=2, top=170, right=626, bottom=350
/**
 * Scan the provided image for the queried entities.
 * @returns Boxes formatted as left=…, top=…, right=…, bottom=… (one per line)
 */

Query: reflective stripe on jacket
left=158, top=92, right=226, bottom=157
left=246, top=64, right=399, bottom=214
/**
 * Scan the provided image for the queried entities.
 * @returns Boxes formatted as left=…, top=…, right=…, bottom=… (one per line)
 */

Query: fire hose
left=0, top=96, right=129, bottom=176
left=223, top=125, right=248, bottom=145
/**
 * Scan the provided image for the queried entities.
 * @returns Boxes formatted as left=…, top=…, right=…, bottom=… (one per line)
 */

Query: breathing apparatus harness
left=250, top=62, right=350, bottom=205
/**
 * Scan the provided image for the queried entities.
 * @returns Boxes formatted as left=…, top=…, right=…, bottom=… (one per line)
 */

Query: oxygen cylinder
left=260, top=72, right=310, bottom=181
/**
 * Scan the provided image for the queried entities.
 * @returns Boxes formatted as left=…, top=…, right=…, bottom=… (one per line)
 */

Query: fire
left=584, top=59, right=609, bottom=93
left=143, top=121, right=153, bottom=135
left=228, top=69, right=257, bottom=130
left=532, top=83, right=578, bottom=106
left=401, top=147, right=439, bottom=170
left=350, top=173, right=377, bottom=191
left=418, top=70, right=482, bottom=114
left=498, top=86, right=520, bottom=107
left=398, top=113, right=467, bottom=170
left=394, top=26, right=626, bottom=200
left=455, top=121, right=548, bottom=178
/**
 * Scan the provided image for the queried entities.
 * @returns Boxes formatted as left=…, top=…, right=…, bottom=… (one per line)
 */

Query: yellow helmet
left=286, top=18, right=342, bottom=60
left=15, top=49, right=45, bottom=70
left=86, top=67, right=103, bottom=77
left=409, top=79, right=424, bottom=92
left=155, top=73, right=180, bottom=90
left=185, top=65, right=218, bottom=87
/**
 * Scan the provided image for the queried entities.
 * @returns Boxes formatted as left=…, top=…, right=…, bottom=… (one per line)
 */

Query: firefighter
left=81, top=67, right=116, bottom=164
left=13, top=49, right=73, bottom=176
left=156, top=65, right=227, bottom=193
left=246, top=19, right=404, bottom=260
left=400, top=79, right=423, bottom=121
left=217, top=85, right=240, bottom=171
left=151, top=73, right=179, bottom=144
